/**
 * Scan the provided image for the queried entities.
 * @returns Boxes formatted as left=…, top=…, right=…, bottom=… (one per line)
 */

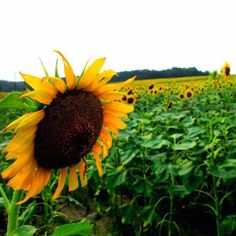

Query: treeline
left=0, top=81, right=25, bottom=92
left=111, top=67, right=209, bottom=82
left=0, top=67, right=209, bottom=91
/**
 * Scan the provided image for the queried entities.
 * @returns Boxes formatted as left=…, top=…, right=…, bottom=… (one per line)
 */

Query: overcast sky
left=0, top=0, right=235, bottom=81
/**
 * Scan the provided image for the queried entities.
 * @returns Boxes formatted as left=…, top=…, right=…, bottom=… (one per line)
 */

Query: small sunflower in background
left=148, top=84, right=155, bottom=93
left=1, top=51, right=135, bottom=204
left=177, top=92, right=185, bottom=100
left=185, top=89, right=194, bottom=99
left=221, top=62, right=230, bottom=78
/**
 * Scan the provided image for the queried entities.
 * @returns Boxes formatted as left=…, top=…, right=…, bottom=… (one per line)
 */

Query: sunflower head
left=185, top=89, right=194, bottom=99
left=222, top=62, right=230, bottom=77
left=1, top=51, right=135, bottom=204
left=177, top=92, right=185, bottom=100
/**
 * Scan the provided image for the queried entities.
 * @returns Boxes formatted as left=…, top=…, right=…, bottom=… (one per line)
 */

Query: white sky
left=0, top=0, right=236, bottom=81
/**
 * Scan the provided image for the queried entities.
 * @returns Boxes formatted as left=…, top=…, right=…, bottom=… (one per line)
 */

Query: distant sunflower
left=2, top=51, right=135, bottom=204
left=177, top=92, right=185, bottom=100
left=185, top=89, right=194, bottom=99
left=222, top=62, right=230, bottom=78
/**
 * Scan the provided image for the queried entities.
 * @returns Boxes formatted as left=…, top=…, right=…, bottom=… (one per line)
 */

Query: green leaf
left=141, top=137, right=170, bottom=149
left=119, top=203, right=137, bottom=224
left=9, top=225, right=37, bottom=236
left=140, top=205, right=159, bottom=227
left=166, top=185, right=190, bottom=197
left=172, top=141, right=197, bottom=150
left=51, top=219, right=92, bottom=236
left=187, top=126, right=205, bottom=138
left=0, top=92, right=38, bottom=111
left=106, top=166, right=127, bottom=192
left=0, top=197, right=5, bottom=207
left=120, top=149, right=139, bottom=165
left=220, top=215, right=236, bottom=235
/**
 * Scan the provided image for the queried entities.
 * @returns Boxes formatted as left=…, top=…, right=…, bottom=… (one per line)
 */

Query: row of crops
left=0, top=73, right=236, bottom=236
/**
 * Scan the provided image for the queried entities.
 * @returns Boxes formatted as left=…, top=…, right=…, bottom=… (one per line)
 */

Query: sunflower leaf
left=0, top=92, right=39, bottom=111
left=8, top=225, right=37, bottom=236
left=51, top=218, right=92, bottom=236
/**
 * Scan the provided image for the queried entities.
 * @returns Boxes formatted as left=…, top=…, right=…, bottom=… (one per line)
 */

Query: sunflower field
left=0, top=57, right=236, bottom=236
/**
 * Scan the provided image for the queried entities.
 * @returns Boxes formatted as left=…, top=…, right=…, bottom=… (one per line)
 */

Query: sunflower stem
left=7, top=190, right=22, bottom=236
left=0, top=185, right=10, bottom=214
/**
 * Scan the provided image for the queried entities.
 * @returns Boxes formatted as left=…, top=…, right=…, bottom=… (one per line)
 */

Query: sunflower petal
left=17, top=167, right=50, bottom=204
left=94, top=76, right=136, bottom=95
left=15, top=110, right=45, bottom=132
left=98, top=91, right=124, bottom=101
left=54, top=50, right=77, bottom=90
left=7, top=160, right=36, bottom=190
left=21, top=90, right=53, bottom=105
left=104, top=113, right=127, bottom=129
left=102, top=143, right=109, bottom=160
left=78, top=161, right=87, bottom=187
left=103, top=102, right=134, bottom=113
left=42, top=76, right=66, bottom=93
left=86, top=70, right=117, bottom=92
left=78, top=57, right=106, bottom=89
left=20, top=73, right=57, bottom=97
left=69, top=165, right=79, bottom=191
left=52, top=168, right=67, bottom=200
left=4, top=112, right=35, bottom=132
left=92, top=142, right=103, bottom=177
left=2, top=147, right=34, bottom=179
left=3, top=127, right=36, bottom=153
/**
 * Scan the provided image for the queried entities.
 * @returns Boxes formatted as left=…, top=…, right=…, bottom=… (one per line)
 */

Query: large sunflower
left=2, top=51, right=135, bottom=204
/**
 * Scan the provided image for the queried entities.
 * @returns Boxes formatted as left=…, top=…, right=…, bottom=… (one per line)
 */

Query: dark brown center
left=34, top=90, right=103, bottom=169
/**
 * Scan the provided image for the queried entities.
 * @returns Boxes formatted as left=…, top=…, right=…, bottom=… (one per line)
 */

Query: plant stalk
left=213, top=176, right=221, bottom=236
left=7, top=190, right=22, bottom=236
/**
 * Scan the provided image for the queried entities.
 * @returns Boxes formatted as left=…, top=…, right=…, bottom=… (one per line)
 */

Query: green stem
left=0, top=185, right=10, bottom=213
left=213, top=176, right=221, bottom=236
left=7, top=190, right=22, bottom=236
left=168, top=175, right=175, bottom=236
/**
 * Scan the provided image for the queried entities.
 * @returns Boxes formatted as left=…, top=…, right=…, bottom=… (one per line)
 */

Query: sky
left=0, top=0, right=236, bottom=81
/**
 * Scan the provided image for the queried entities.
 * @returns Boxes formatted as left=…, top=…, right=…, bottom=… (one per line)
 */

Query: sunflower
left=177, top=92, right=185, bottom=100
left=1, top=51, right=135, bottom=204
left=221, top=62, right=230, bottom=78
left=185, top=89, right=194, bottom=99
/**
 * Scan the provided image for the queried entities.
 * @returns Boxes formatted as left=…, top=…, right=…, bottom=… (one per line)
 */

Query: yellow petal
left=5, top=139, right=34, bottom=158
left=20, top=73, right=57, bottom=97
left=98, top=91, right=124, bottom=101
left=21, top=90, right=54, bottom=105
left=78, top=57, right=106, bottom=89
left=102, top=143, right=109, bottom=160
left=7, top=160, right=36, bottom=190
left=15, top=110, right=45, bottom=132
left=94, top=76, right=136, bottom=95
left=103, top=102, right=134, bottom=113
left=17, top=167, right=49, bottom=204
left=4, top=127, right=36, bottom=153
left=104, top=109, right=128, bottom=119
left=104, top=113, right=127, bottom=130
left=52, top=168, right=67, bottom=200
left=69, top=165, right=79, bottom=191
left=86, top=70, right=117, bottom=92
left=2, top=147, right=34, bottom=179
left=42, top=76, right=66, bottom=93
left=54, top=50, right=77, bottom=90
left=4, top=112, right=34, bottom=132
left=78, top=161, right=87, bottom=187
left=92, top=142, right=103, bottom=177
left=99, top=128, right=112, bottom=149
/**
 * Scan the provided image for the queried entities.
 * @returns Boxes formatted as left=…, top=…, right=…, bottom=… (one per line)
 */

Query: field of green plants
left=1, top=74, right=236, bottom=236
